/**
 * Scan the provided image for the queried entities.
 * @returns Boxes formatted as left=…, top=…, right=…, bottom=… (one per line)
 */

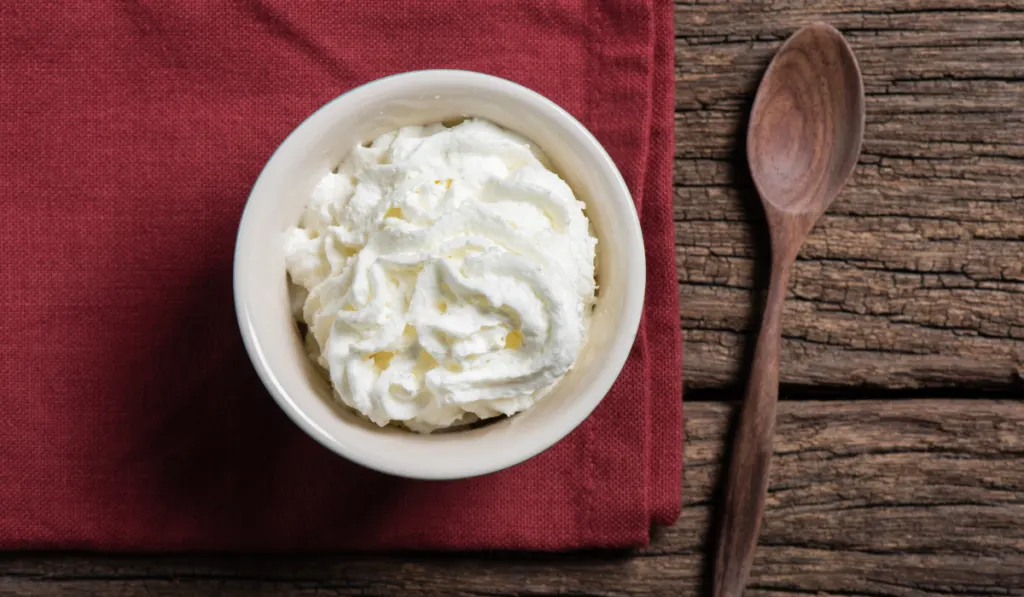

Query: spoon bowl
left=748, top=22, right=864, bottom=221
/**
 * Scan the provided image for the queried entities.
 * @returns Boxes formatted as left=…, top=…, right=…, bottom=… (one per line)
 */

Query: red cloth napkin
left=0, top=1, right=681, bottom=550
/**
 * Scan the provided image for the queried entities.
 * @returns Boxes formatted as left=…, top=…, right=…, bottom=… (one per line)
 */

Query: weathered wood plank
left=674, top=0, right=1024, bottom=389
left=2, top=400, right=1021, bottom=597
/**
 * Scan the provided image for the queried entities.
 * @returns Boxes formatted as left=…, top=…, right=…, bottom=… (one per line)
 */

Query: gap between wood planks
left=685, top=385, right=1024, bottom=401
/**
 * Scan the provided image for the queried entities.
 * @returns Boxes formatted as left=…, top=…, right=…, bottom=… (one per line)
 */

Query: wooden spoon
left=714, top=23, right=864, bottom=597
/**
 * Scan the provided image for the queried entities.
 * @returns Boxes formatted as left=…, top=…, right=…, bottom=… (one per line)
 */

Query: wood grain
left=1, top=400, right=1021, bottom=597
left=674, top=0, right=1024, bottom=389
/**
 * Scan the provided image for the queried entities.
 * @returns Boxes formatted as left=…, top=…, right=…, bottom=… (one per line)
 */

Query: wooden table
left=3, top=2, right=1021, bottom=595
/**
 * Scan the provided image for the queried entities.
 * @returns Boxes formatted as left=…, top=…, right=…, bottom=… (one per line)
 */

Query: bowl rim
left=234, top=69, right=646, bottom=479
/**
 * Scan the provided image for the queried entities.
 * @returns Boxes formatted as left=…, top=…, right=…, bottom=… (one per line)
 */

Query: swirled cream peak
left=285, top=119, right=597, bottom=432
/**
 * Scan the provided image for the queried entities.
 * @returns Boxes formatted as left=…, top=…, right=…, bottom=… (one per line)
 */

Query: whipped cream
left=285, top=119, right=597, bottom=432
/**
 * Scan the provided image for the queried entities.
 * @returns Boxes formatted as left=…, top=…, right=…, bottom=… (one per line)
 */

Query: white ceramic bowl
left=234, top=70, right=645, bottom=480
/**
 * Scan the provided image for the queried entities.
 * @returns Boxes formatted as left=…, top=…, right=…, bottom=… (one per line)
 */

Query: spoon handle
left=714, top=258, right=793, bottom=597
